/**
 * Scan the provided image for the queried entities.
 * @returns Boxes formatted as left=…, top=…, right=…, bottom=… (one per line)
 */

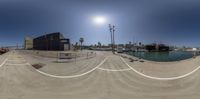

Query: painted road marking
left=0, top=58, right=8, bottom=67
left=5, top=63, right=29, bottom=66
left=13, top=50, right=200, bottom=80
left=0, top=51, right=27, bottom=67
left=25, top=57, right=108, bottom=79
left=97, top=67, right=131, bottom=72
left=7, top=59, right=26, bottom=62
left=120, top=57, right=200, bottom=80
left=0, top=51, right=12, bottom=67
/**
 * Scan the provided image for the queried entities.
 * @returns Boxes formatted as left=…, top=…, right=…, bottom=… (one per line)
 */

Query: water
left=126, top=51, right=199, bottom=62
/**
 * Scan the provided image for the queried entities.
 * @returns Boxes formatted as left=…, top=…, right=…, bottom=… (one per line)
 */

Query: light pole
left=109, top=24, right=113, bottom=49
left=112, top=25, right=115, bottom=49
left=109, top=24, right=116, bottom=54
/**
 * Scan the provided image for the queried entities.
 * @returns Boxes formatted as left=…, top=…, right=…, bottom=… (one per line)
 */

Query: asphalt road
left=0, top=50, right=200, bottom=99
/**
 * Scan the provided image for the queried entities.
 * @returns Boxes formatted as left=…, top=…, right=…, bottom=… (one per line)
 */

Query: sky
left=0, top=0, right=200, bottom=47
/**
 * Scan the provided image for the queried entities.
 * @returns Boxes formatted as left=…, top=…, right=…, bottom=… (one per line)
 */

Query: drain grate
left=32, top=63, right=45, bottom=69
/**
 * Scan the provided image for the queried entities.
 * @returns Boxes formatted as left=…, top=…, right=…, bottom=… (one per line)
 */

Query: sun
left=93, top=16, right=107, bottom=25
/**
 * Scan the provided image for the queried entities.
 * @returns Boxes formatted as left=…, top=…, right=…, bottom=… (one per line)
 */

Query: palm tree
left=74, top=42, right=78, bottom=51
left=98, top=42, right=101, bottom=48
left=79, top=37, right=84, bottom=50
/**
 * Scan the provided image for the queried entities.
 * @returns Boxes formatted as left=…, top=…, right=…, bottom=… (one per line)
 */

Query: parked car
left=0, top=48, right=9, bottom=54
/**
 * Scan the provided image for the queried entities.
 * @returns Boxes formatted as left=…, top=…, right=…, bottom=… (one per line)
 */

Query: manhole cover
left=32, top=63, right=46, bottom=69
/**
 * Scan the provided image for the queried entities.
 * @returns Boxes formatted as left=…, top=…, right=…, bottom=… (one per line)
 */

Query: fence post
left=87, top=52, right=88, bottom=59
left=57, top=52, right=59, bottom=63
left=75, top=53, right=77, bottom=64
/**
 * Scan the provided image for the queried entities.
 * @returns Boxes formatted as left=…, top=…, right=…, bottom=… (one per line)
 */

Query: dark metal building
left=33, top=32, right=70, bottom=51
left=145, top=44, right=170, bottom=52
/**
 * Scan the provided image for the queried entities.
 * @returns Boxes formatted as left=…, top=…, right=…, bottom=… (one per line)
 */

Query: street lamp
left=109, top=24, right=115, bottom=54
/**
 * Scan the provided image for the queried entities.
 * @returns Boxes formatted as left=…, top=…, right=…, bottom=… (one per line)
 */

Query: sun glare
left=93, top=16, right=106, bottom=25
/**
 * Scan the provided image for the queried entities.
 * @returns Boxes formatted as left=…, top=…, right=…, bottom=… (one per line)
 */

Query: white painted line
left=7, top=60, right=26, bottom=62
left=0, top=58, right=8, bottom=67
left=6, top=63, right=29, bottom=66
left=26, top=57, right=108, bottom=79
left=0, top=52, right=12, bottom=67
left=97, top=67, right=131, bottom=72
left=120, top=57, right=200, bottom=80
left=8, top=57, right=24, bottom=58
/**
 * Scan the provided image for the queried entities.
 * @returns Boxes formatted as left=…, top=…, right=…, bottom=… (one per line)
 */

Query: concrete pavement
left=0, top=50, right=200, bottom=99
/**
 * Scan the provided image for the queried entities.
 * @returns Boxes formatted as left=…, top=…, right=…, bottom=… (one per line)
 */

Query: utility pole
left=108, top=24, right=116, bottom=54
left=112, top=25, right=115, bottom=50
left=109, top=24, right=113, bottom=47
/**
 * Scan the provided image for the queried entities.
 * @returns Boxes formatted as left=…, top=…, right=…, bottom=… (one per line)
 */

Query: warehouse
left=33, top=32, right=70, bottom=51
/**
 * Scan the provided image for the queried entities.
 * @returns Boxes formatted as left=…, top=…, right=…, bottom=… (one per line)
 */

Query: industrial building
left=25, top=32, right=70, bottom=51
left=24, top=37, right=33, bottom=50
left=145, top=43, right=170, bottom=52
